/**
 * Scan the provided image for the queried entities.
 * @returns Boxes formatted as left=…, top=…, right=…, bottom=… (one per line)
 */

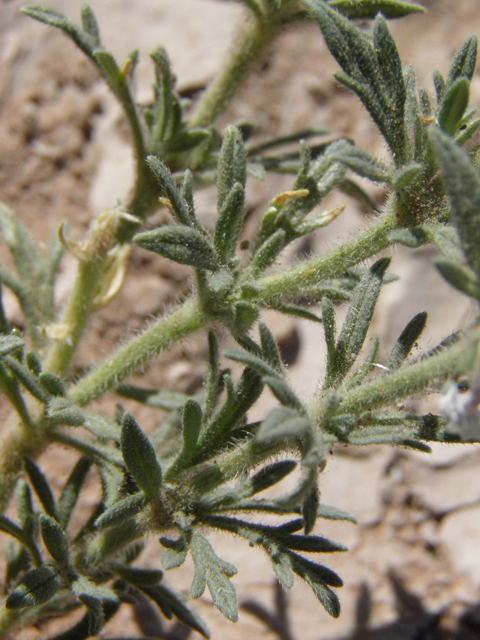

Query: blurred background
left=1, top=0, right=480, bottom=637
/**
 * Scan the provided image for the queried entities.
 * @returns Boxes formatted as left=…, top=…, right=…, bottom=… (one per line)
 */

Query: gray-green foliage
left=0, top=0, right=480, bottom=637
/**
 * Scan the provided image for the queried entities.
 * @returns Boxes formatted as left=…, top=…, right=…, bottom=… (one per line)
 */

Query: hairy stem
left=68, top=297, right=206, bottom=406
left=43, top=257, right=110, bottom=376
left=189, top=11, right=277, bottom=129
left=315, top=331, right=479, bottom=420
left=243, top=210, right=397, bottom=302
left=0, top=402, right=46, bottom=515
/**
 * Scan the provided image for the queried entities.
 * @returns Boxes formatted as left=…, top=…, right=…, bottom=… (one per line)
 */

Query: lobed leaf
left=190, top=531, right=238, bottom=622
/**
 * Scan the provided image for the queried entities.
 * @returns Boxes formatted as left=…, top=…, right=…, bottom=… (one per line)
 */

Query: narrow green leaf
left=26, top=351, right=42, bottom=376
left=429, top=126, right=480, bottom=276
left=77, top=594, right=104, bottom=636
left=330, top=257, right=391, bottom=385
left=271, top=549, right=295, bottom=589
left=446, top=34, right=478, bottom=86
left=24, top=457, right=59, bottom=521
left=223, top=348, right=280, bottom=378
left=250, top=460, right=297, bottom=495
left=373, top=14, right=407, bottom=109
left=16, top=478, right=34, bottom=528
left=435, top=259, right=480, bottom=299
left=0, top=515, right=28, bottom=545
left=433, top=70, right=446, bottom=102
left=4, top=356, right=49, bottom=402
left=80, top=4, right=101, bottom=46
left=141, top=584, right=210, bottom=638
left=330, top=144, right=390, bottom=183
left=328, top=0, right=425, bottom=19
left=182, top=399, right=203, bottom=455
left=234, top=301, right=259, bottom=334
left=259, top=322, right=284, bottom=374
left=134, top=225, right=218, bottom=271
left=266, top=303, right=322, bottom=323
left=257, top=407, right=311, bottom=443
left=438, top=77, right=470, bottom=135
left=94, top=492, right=146, bottom=530
left=322, top=297, right=337, bottom=378
left=39, top=371, right=66, bottom=397
left=318, top=503, right=357, bottom=523
left=0, top=334, right=24, bottom=358
left=214, top=182, right=245, bottom=262
left=290, top=552, right=343, bottom=589
left=92, top=49, right=122, bottom=93
left=160, top=129, right=210, bottom=155
left=58, top=457, right=92, bottom=529
left=20, top=5, right=97, bottom=58
left=146, top=156, right=193, bottom=226
left=386, top=311, right=428, bottom=369
left=250, top=228, right=287, bottom=276
left=263, top=376, right=304, bottom=410
left=149, top=46, right=176, bottom=144
left=6, top=565, right=61, bottom=609
left=116, top=384, right=190, bottom=410
left=423, top=223, right=465, bottom=264
left=302, top=485, right=319, bottom=535
left=217, top=126, right=247, bottom=212
left=39, top=514, right=69, bottom=565
left=456, top=116, right=480, bottom=146
left=113, top=565, right=163, bottom=586
left=121, top=413, right=162, bottom=497
left=282, top=532, right=347, bottom=554
left=393, top=162, right=423, bottom=189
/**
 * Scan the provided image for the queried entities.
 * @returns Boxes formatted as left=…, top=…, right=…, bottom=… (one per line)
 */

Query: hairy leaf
left=386, top=311, right=428, bottom=369
left=39, top=515, right=69, bottom=565
left=6, top=565, right=61, bottom=609
left=429, top=127, right=480, bottom=276
left=141, top=584, right=210, bottom=637
left=328, top=0, right=425, bottom=19
left=121, top=413, right=162, bottom=497
left=190, top=532, right=238, bottom=622
left=24, top=457, right=59, bottom=521
left=94, top=492, right=146, bottom=530
left=134, top=225, right=217, bottom=271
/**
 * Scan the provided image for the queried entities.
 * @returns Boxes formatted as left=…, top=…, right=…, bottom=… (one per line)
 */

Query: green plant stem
left=43, top=257, right=111, bottom=376
left=189, top=11, right=277, bottom=129
left=0, top=402, right=46, bottom=515
left=249, top=210, right=397, bottom=302
left=68, top=297, right=206, bottom=406
left=315, top=330, right=479, bottom=421
left=186, top=329, right=480, bottom=493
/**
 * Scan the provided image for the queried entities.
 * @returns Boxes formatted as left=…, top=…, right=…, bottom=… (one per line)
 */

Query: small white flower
left=439, top=379, right=480, bottom=442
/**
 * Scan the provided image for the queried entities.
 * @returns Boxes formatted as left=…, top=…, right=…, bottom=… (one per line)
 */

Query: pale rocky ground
left=1, top=0, right=480, bottom=639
